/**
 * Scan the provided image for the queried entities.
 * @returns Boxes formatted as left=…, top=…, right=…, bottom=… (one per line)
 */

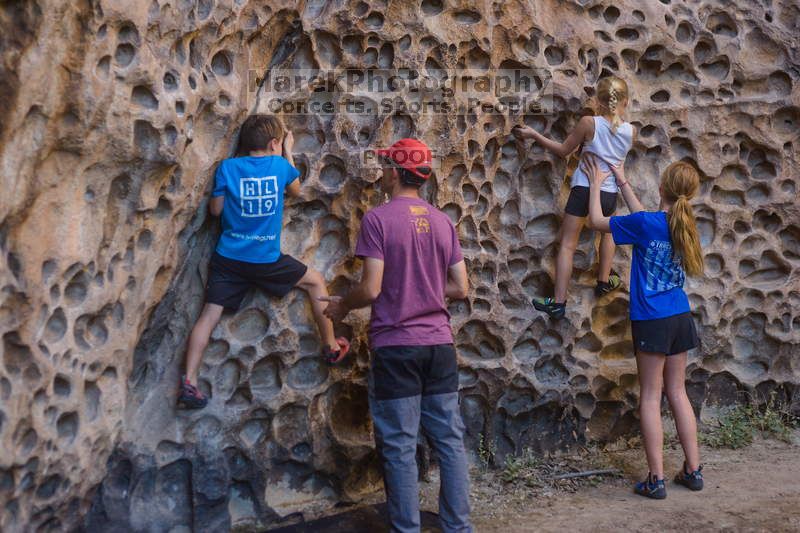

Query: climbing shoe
left=532, top=297, right=566, bottom=319
left=322, top=337, right=351, bottom=365
left=674, top=463, right=704, bottom=491
left=177, top=375, right=208, bottom=410
left=634, top=473, right=667, bottom=499
left=595, top=271, right=623, bottom=297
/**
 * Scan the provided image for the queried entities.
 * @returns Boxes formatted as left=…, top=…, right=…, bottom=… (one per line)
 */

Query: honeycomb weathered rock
left=0, top=0, right=798, bottom=530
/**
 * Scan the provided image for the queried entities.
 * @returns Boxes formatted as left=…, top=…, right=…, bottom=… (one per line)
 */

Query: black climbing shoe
left=532, top=297, right=566, bottom=319
left=177, top=375, right=208, bottom=410
left=674, top=463, right=704, bottom=491
left=595, top=271, right=623, bottom=297
left=322, top=337, right=351, bottom=365
left=634, top=473, right=667, bottom=499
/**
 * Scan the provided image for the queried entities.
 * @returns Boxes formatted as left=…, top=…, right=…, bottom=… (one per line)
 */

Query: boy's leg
left=294, top=268, right=338, bottom=352
left=179, top=252, right=249, bottom=409
left=553, top=213, right=584, bottom=303
left=636, top=350, right=666, bottom=478
left=184, top=303, right=224, bottom=384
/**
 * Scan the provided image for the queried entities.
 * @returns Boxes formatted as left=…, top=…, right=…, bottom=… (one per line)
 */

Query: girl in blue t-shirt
left=583, top=155, right=705, bottom=500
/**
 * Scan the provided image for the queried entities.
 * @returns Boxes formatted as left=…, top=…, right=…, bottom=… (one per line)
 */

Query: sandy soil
left=441, top=437, right=800, bottom=533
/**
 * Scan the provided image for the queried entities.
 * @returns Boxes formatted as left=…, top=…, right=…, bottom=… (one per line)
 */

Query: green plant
left=702, top=393, right=797, bottom=449
left=477, top=433, right=496, bottom=469
left=701, top=405, right=754, bottom=449
left=501, top=448, right=540, bottom=483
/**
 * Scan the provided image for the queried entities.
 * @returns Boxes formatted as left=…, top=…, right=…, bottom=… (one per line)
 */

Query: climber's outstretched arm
left=513, top=115, right=593, bottom=158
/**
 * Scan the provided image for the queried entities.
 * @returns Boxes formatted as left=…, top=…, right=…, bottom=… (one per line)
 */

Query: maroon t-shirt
left=355, top=196, right=463, bottom=348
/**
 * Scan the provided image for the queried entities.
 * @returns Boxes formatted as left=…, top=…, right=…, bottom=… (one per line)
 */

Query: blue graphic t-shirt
left=609, top=211, right=690, bottom=321
left=212, top=155, right=300, bottom=263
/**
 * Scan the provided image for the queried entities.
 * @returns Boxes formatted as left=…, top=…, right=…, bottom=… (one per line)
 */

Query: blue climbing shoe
left=634, top=473, right=667, bottom=499
left=674, top=463, right=704, bottom=491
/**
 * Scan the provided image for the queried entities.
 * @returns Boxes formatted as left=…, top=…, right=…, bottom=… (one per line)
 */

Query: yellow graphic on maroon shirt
left=409, top=205, right=431, bottom=233
left=413, top=217, right=431, bottom=233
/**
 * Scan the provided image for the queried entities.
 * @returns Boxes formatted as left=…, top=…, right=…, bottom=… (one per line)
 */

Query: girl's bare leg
left=664, top=351, right=701, bottom=472
left=597, top=232, right=616, bottom=283
left=553, top=214, right=585, bottom=303
left=636, top=350, right=666, bottom=478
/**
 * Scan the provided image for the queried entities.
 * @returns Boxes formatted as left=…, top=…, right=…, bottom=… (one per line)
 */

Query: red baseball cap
left=376, top=138, right=433, bottom=180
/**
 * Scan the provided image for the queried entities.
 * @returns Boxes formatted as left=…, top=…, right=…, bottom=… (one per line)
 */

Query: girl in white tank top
left=570, top=116, right=633, bottom=192
left=512, top=76, right=636, bottom=319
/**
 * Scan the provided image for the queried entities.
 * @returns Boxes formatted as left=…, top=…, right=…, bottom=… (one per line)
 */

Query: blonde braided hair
left=596, top=76, right=628, bottom=133
left=608, top=86, right=618, bottom=113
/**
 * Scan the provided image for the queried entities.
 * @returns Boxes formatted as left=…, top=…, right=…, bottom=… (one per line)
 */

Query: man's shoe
left=323, top=337, right=351, bottom=365
left=634, top=473, right=667, bottom=499
left=674, top=463, right=704, bottom=491
left=177, top=375, right=208, bottom=410
left=595, top=272, right=623, bottom=297
left=532, top=297, right=566, bottom=319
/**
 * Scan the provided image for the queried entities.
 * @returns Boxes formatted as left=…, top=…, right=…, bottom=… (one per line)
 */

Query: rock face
left=0, top=0, right=798, bottom=530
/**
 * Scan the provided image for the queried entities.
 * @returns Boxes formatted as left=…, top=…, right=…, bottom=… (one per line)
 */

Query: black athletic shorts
left=206, top=252, right=308, bottom=310
left=564, top=185, right=618, bottom=217
left=631, top=312, right=699, bottom=356
left=371, top=344, right=459, bottom=400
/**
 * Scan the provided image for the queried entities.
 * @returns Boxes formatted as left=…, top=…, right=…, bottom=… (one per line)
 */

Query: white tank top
left=570, top=116, right=633, bottom=193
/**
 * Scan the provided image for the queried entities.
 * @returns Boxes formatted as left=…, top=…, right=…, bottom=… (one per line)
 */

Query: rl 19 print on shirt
left=240, top=175, right=278, bottom=217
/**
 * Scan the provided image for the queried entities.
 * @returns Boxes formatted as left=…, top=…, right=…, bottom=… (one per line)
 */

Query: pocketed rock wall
left=0, top=0, right=798, bottom=530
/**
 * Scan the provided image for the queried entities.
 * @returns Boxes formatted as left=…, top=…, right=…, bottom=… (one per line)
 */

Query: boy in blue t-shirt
left=178, top=115, right=349, bottom=409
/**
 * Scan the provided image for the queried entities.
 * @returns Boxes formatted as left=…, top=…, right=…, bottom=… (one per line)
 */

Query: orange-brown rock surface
left=0, top=0, right=798, bottom=530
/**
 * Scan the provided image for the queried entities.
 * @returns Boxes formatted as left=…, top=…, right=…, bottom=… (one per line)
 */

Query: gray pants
left=370, top=390, right=473, bottom=533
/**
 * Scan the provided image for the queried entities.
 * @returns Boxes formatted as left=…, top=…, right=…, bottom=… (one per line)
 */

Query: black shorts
left=631, top=312, right=699, bottom=356
left=206, top=252, right=308, bottom=310
left=370, top=344, right=459, bottom=400
left=564, top=186, right=618, bottom=217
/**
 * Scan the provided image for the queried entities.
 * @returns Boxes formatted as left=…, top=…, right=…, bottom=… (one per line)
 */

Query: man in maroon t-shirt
left=321, top=139, right=472, bottom=533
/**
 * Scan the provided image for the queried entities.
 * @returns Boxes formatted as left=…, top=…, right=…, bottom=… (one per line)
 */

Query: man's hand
left=282, top=130, right=294, bottom=157
left=319, top=295, right=348, bottom=322
left=582, top=154, right=611, bottom=187
left=512, top=125, right=535, bottom=140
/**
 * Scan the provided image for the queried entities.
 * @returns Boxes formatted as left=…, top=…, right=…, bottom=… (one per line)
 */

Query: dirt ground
left=428, top=435, right=800, bottom=533
left=275, top=433, right=800, bottom=533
